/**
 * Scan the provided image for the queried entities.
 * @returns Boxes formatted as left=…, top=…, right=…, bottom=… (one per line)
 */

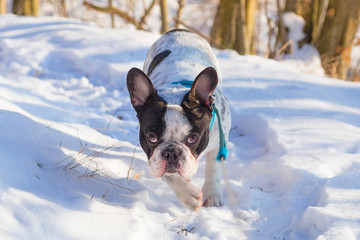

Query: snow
left=281, top=12, right=324, bottom=76
left=1, top=14, right=360, bottom=240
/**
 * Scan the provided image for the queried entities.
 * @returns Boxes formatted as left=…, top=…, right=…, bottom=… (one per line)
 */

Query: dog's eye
left=187, top=133, right=199, bottom=144
left=146, top=132, right=158, bottom=143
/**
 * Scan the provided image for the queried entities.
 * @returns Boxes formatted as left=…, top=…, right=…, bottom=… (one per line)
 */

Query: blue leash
left=172, top=80, right=228, bottom=161
left=212, top=103, right=229, bottom=161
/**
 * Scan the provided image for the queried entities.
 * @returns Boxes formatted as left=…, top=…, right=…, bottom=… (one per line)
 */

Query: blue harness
left=171, top=80, right=228, bottom=161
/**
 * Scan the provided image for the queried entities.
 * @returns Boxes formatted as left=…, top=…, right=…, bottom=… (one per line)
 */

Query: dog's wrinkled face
left=127, top=67, right=217, bottom=178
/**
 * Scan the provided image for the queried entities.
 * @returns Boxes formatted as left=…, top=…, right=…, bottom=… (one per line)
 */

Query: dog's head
left=127, top=67, right=217, bottom=178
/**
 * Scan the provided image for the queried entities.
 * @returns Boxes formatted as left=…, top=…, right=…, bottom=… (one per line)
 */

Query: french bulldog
left=126, top=29, right=231, bottom=211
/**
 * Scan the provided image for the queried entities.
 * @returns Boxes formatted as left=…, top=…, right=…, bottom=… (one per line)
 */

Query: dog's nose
left=163, top=147, right=182, bottom=173
left=162, top=147, right=181, bottom=161
left=162, top=144, right=183, bottom=163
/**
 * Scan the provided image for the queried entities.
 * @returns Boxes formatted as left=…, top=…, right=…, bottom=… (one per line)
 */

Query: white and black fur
left=127, top=29, right=231, bottom=211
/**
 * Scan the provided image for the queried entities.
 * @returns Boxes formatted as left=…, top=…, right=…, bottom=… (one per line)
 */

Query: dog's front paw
left=165, top=175, right=203, bottom=211
left=176, top=179, right=203, bottom=211
left=203, top=193, right=223, bottom=207
left=202, top=183, right=223, bottom=207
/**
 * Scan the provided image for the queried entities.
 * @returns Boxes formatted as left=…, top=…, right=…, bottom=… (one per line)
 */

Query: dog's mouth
left=164, top=164, right=181, bottom=176
left=165, top=166, right=179, bottom=174
left=147, top=159, right=182, bottom=178
left=164, top=160, right=181, bottom=173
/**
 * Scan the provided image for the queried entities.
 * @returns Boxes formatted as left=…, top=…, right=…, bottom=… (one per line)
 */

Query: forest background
left=1, top=0, right=360, bottom=82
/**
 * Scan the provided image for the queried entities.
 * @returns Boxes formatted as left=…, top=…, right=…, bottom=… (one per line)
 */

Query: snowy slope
left=0, top=15, right=360, bottom=240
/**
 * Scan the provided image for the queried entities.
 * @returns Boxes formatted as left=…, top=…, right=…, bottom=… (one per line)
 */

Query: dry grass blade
left=177, top=227, right=195, bottom=236
left=127, top=148, right=136, bottom=180
left=57, top=140, right=133, bottom=193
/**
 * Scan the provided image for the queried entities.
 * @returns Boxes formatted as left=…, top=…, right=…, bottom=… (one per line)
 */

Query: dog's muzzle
left=148, top=142, right=198, bottom=179
left=162, top=144, right=184, bottom=173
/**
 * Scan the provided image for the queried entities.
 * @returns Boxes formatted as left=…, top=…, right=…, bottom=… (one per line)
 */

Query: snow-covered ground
left=0, top=15, right=360, bottom=240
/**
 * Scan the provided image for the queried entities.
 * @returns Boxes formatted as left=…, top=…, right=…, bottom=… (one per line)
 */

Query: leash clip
left=210, top=94, right=216, bottom=109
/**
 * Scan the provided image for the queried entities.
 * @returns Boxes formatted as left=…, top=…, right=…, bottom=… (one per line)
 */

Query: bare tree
left=0, top=0, right=6, bottom=14
left=13, top=0, right=39, bottom=16
left=284, top=0, right=360, bottom=80
left=175, top=0, right=186, bottom=29
left=211, top=0, right=258, bottom=55
left=83, top=0, right=157, bottom=30
left=317, top=0, right=360, bottom=79
left=159, top=0, right=169, bottom=33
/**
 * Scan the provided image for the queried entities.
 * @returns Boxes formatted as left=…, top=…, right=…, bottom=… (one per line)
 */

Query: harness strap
left=171, top=80, right=193, bottom=88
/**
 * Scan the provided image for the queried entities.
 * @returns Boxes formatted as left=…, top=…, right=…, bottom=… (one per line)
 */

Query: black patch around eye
left=184, top=129, right=210, bottom=158
left=181, top=93, right=212, bottom=158
left=137, top=96, right=167, bottom=159
left=181, top=92, right=208, bottom=121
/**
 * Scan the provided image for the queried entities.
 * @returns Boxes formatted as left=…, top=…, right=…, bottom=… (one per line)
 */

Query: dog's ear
left=127, top=67, right=157, bottom=108
left=189, top=67, right=218, bottom=107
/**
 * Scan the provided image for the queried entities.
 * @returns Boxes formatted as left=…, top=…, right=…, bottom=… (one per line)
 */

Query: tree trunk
left=175, top=0, right=186, bottom=29
left=310, top=0, right=329, bottom=45
left=0, top=0, right=6, bottom=14
left=211, top=0, right=257, bottom=55
left=13, top=0, right=39, bottom=16
left=245, top=0, right=257, bottom=53
left=211, top=0, right=236, bottom=48
left=61, top=0, right=66, bottom=17
left=234, top=0, right=247, bottom=53
left=159, top=0, right=169, bottom=33
left=284, top=0, right=360, bottom=80
left=108, top=0, right=115, bottom=28
left=317, top=0, right=360, bottom=79
left=276, top=0, right=289, bottom=53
